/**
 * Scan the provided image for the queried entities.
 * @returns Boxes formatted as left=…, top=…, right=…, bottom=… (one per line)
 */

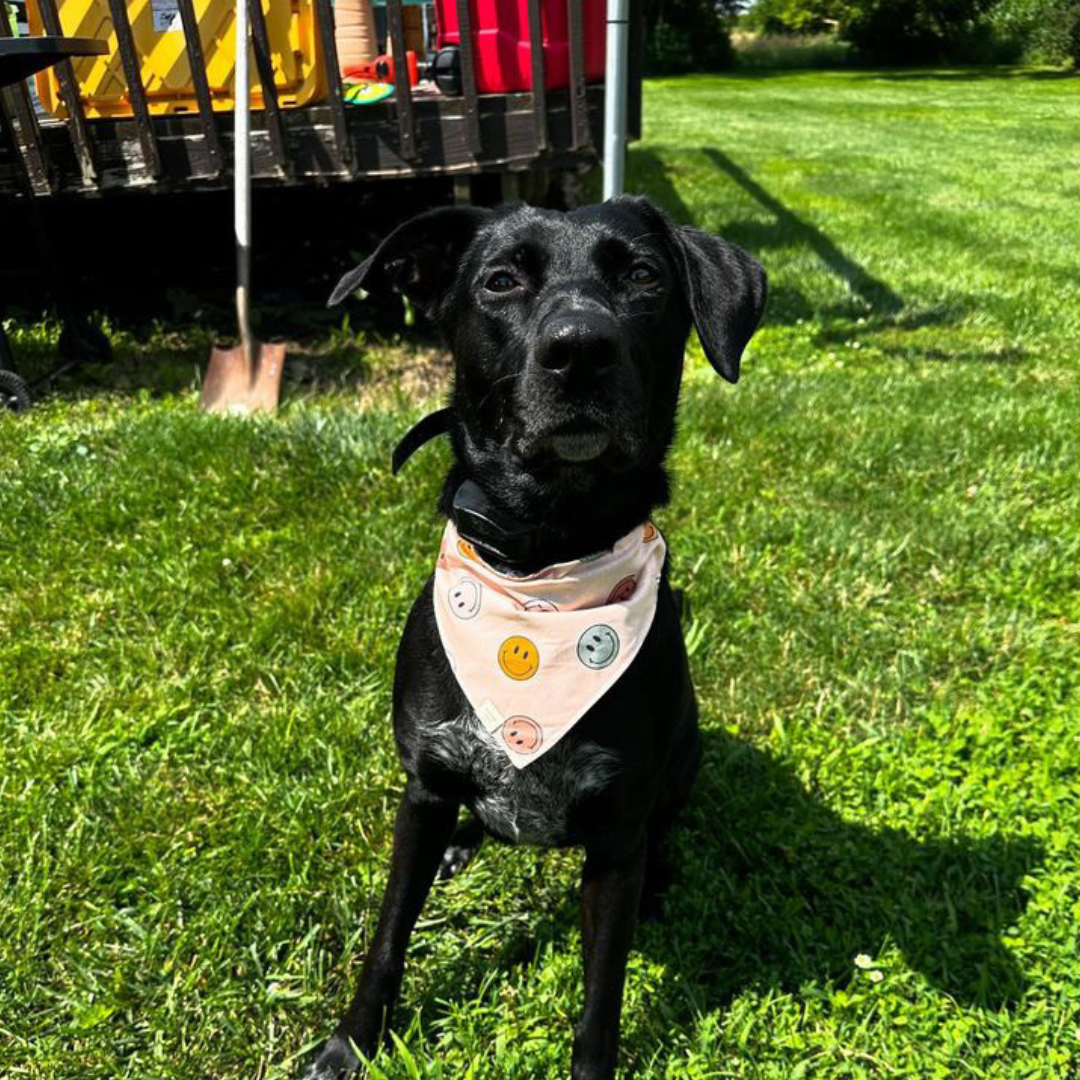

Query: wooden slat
left=33, top=0, right=98, bottom=182
left=0, top=3, right=52, bottom=192
left=104, top=0, right=161, bottom=176
left=1, top=84, right=51, bottom=194
left=385, top=0, right=416, bottom=161
left=0, top=80, right=33, bottom=197
left=175, top=0, right=222, bottom=176
left=311, top=0, right=351, bottom=168
left=525, top=0, right=548, bottom=153
left=566, top=0, right=588, bottom=150
left=247, top=0, right=289, bottom=176
left=454, top=0, right=482, bottom=156
left=6, top=87, right=605, bottom=194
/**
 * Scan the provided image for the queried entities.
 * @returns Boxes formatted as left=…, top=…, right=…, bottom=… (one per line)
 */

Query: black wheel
left=0, top=369, right=32, bottom=413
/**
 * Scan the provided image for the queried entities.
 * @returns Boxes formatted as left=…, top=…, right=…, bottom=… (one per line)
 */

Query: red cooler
left=434, top=0, right=606, bottom=93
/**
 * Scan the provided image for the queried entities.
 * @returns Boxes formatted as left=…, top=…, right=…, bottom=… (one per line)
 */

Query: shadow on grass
left=701, top=147, right=904, bottom=318
left=647, top=727, right=1041, bottom=1010
left=628, top=147, right=905, bottom=329
left=412, top=727, right=1039, bottom=1048
left=851, top=67, right=1076, bottom=82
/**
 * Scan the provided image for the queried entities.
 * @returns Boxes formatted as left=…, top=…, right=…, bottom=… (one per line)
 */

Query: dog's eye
left=628, top=263, right=658, bottom=286
left=484, top=271, right=519, bottom=294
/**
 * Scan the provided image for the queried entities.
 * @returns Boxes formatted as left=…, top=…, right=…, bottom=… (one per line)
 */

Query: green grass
left=3, top=69, right=1080, bottom=1078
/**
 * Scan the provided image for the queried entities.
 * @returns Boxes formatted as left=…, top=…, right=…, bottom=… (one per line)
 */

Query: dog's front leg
left=306, top=781, right=459, bottom=1079
left=572, top=839, right=648, bottom=1080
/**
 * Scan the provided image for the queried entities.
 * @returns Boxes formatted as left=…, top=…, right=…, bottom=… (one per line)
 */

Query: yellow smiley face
left=457, top=539, right=478, bottom=561
left=498, top=636, right=540, bottom=681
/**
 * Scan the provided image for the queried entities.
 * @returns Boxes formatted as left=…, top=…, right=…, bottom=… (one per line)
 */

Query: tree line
left=646, top=0, right=1080, bottom=70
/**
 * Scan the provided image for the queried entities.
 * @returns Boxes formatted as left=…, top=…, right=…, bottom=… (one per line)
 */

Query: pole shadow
left=700, top=146, right=904, bottom=317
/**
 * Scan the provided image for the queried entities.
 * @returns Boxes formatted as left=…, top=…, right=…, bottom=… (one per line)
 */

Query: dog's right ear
left=328, top=206, right=492, bottom=319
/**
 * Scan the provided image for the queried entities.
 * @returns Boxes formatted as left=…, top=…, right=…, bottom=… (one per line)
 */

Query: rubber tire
left=0, top=370, right=32, bottom=414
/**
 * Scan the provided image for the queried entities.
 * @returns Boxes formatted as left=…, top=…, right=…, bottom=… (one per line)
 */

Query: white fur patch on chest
left=421, top=710, right=621, bottom=846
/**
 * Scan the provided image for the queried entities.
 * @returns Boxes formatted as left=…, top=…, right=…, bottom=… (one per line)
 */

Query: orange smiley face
left=502, top=715, right=543, bottom=753
left=457, top=539, right=478, bottom=561
left=498, top=636, right=540, bottom=681
left=642, top=522, right=658, bottom=542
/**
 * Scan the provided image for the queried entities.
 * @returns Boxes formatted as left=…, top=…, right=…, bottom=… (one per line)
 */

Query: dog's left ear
left=328, top=205, right=492, bottom=321
left=667, top=224, right=768, bottom=384
left=614, top=196, right=767, bottom=384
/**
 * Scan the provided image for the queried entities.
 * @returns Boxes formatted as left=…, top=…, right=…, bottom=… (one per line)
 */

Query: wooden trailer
left=0, top=0, right=642, bottom=197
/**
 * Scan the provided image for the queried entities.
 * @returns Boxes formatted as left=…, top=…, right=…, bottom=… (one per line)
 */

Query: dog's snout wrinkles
left=535, top=314, right=621, bottom=377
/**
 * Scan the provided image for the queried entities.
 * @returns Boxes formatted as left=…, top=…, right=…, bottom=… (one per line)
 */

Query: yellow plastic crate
left=26, top=0, right=328, bottom=119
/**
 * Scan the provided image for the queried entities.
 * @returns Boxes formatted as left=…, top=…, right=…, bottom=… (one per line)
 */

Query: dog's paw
left=438, top=817, right=485, bottom=881
left=438, top=841, right=478, bottom=880
left=300, top=1034, right=361, bottom=1080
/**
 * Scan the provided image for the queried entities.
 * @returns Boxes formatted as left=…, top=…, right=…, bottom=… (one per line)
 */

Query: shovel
left=201, top=0, right=284, bottom=414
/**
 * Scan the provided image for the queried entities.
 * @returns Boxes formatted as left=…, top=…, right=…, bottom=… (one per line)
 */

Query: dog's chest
left=419, top=710, right=620, bottom=846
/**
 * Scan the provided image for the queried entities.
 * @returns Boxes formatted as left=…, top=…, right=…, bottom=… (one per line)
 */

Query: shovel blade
left=201, top=341, right=285, bottom=415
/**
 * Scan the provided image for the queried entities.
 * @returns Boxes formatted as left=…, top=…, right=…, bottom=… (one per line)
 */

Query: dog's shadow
left=417, top=727, right=1040, bottom=1026
left=638, top=728, right=1040, bottom=1011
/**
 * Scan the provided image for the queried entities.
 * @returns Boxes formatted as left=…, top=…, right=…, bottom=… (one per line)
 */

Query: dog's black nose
left=535, top=315, right=621, bottom=377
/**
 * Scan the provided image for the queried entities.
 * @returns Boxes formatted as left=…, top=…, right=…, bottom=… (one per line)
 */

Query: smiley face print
left=523, top=598, right=558, bottom=613
left=607, top=576, right=637, bottom=604
left=498, top=636, right=540, bottom=680
left=502, top=715, right=542, bottom=754
left=642, top=522, right=658, bottom=542
left=577, top=625, right=620, bottom=669
left=457, top=539, right=478, bottom=561
left=448, top=578, right=482, bottom=619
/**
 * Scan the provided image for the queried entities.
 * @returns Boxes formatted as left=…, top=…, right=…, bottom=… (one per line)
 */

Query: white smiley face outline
left=523, top=598, right=559, bottom=612
left=577, top=624, right=620, bottom=669
left=448, top=578, right=482, bottom=619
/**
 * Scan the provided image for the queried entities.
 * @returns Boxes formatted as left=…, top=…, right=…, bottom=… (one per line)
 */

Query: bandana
left=432, top=520, right=666, bottom=769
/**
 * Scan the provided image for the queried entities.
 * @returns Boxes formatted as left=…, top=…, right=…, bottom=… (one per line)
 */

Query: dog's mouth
left=519, top=420, right=632, bottom=470
left=547, top=425, right=611, bottom=463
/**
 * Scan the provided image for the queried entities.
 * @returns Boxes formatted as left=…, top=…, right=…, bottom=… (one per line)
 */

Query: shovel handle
left=235, top=0, right=252, bottom=353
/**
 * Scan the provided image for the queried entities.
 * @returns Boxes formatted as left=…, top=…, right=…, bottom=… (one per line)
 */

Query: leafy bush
left=842, top=0, right=1001, bottom=63
left=991, top=0, right=1080, bottom=64
left=644, top=0, right=738, bottom=73
left=741, top=0, right=848, bottom=35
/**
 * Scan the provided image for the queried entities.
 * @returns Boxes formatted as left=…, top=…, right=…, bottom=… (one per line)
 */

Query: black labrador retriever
left=304, top=195, right=767, bottom=1080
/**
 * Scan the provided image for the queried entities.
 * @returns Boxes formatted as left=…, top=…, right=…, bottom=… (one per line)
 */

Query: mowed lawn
left=2, top=69, right=1079, bottom=1079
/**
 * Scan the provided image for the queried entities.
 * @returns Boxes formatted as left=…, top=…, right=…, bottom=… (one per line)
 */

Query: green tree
left=742, top=0, right=852, bottom=35
left=991, top=0, right=1080, bottom=65
left=645, top=0, right=743, bottom=72
left=840, top=0, right=1000, bottom=62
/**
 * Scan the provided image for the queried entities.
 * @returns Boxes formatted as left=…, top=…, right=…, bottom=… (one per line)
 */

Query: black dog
left=304, top=196, right=766, bottom=1080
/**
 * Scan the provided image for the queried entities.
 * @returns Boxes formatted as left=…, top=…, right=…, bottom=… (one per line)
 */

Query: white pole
left=235, top=0, right=252, bottom=357
left=602, top=0, right=629, bottom=200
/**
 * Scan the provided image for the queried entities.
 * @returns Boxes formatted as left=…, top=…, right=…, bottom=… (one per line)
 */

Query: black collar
left=393, top=410, right=557, bottom=565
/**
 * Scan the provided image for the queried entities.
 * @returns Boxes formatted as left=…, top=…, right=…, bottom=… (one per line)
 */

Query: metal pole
left=602, top=0, right=629, bottom=200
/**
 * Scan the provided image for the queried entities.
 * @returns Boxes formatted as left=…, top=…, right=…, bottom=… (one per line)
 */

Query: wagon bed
left=0, top=0, right=641, bottom=197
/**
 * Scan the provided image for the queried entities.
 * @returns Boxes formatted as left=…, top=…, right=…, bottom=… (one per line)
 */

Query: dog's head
left=330, top=197, right=766, bottom=562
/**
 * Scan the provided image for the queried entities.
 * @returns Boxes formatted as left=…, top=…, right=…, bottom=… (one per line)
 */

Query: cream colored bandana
left=432, top=519, right=666, bottom=768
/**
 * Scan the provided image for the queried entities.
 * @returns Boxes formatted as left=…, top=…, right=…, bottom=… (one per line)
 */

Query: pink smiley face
left=502, top=716, right=542, bottom=753
left=522, top=598, right=558, bottom=613
left=607, top=576, right=637, bottom=604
